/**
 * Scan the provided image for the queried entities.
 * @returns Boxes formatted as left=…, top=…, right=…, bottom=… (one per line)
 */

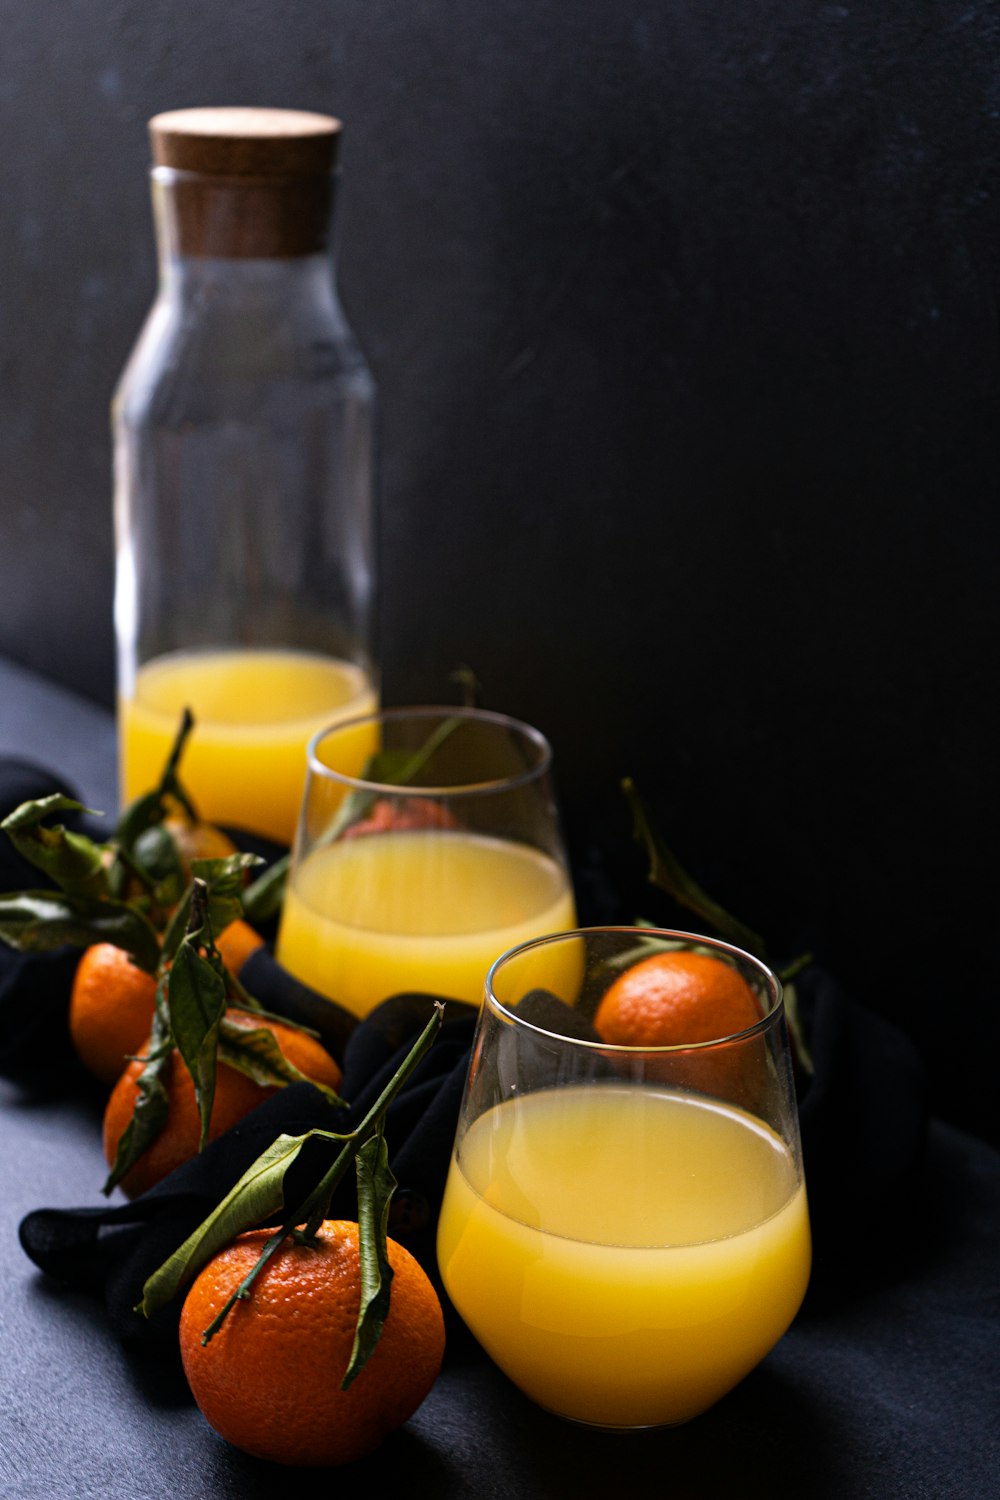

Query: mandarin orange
left=341, top=795, right=460, bottom=839
left=68, top=943, right=158, bottom=1085
left=102, top=1010, right=341, bottom=1198
left=594, top=948, right=761, bottom=1048
left=179, top=1220, right=445, bottom=1466
left=215, top=918, right=266, bottom=976
left=593, top=948, right=763, bottom=1099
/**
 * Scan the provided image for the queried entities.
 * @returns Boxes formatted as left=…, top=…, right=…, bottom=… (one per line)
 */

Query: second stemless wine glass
left=437, top=928, right=811, bottom=1430
left=275, top=707, right=577, bottom=1017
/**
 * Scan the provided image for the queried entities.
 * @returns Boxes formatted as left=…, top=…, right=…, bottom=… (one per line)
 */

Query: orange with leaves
left=179, top=1220, right=445, bottom=1466
left=102, top=1011, right=341, bottom=1199
left=67, top=916, right=265, bottom=1088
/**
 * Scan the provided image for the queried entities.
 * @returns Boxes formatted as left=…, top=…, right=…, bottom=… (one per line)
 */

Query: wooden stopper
left=149, top=107, right=341, bottom=177
left=148, top=107, right=342, bottom=258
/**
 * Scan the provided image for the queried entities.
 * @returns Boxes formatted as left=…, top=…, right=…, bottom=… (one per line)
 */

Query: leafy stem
left=241, top=852, right=290, bottom=926
left=103, top=858, right=342, bottom=1193
left=623, top=777, right=767, bottom=959
left=116, top=708, right=198, bottom=852
left=449, top=664, right=483, bottom=709
left=0, top=710, right=205, bottom=963
left=138, top=1001, right=445, bottom=1387
left=623, top=777, right=814, bottom=1075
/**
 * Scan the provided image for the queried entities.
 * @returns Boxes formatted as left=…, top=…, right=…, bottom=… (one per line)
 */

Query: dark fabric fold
left=796, top=965, right=928, bottom=1291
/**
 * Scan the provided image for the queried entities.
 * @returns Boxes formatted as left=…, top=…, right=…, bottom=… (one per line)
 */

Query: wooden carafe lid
left=148, top=107, right=342, bottom=258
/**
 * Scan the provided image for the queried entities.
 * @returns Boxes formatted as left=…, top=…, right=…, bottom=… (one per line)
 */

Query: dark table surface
left=1, top=658, right=998, bottom=1499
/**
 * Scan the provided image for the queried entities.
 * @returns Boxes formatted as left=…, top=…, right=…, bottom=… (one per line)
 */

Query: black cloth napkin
left=2, top=756, right=929, bottom=1352
left=19, top=992, right=477, bottom=1353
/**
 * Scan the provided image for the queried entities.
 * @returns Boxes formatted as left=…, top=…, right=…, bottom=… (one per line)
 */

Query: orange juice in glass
left=119, top=648, right=378, bottom=844
left=275, top=707, right=577, bottom=1018
left=437, top=928, right=811, bottom=1429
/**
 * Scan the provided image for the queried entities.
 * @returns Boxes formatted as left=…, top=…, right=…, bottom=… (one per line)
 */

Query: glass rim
left=484, top=926, right=785, bottom=1053
left=306, top=704, right=554, bottom=798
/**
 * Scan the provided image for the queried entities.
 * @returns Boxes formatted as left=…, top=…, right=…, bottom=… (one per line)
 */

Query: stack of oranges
left=68, top=918, right=266, bottom=1088
left=64, top=797, right=339, bottom=1200
left=69, top=921, right=343, bottom=1200
left=10, top=752, right=446, bottom=1467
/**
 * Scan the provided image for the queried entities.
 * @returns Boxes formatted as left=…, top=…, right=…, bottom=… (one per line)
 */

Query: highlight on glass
left=437, top=927, right=811, bottom=1430
left=275, top=706, right=576, bottom=1019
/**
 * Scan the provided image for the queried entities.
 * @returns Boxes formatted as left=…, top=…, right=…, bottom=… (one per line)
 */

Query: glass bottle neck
left=155, top=250, right=339, bottom=311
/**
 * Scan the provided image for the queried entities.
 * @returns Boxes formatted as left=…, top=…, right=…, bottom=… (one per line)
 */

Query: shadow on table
left=196, top=1364, right=838, bottom=1500
left=406, top=1351, right=838, bottom=1500
left=23, top=1267, right=841, bottom=1498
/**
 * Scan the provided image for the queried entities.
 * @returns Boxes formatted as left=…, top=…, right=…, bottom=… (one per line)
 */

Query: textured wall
left=1, top=0, right=998, bottom=1139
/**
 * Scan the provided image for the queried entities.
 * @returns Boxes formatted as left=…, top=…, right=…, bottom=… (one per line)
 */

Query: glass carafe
left=113, top=108, right=377, bottom=844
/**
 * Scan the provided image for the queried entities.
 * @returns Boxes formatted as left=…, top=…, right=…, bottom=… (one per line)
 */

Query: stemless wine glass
left=437, top=928, right=811, bottom=1430
left=275, top=707, right=576, bottom=1018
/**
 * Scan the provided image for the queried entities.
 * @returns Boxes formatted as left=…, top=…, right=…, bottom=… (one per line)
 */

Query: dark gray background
left=1, top=1, right=998, bottom=1142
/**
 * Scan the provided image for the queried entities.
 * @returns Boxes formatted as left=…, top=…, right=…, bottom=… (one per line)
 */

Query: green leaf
left=217, top=1014, right=344, bottom=1105
left=0, top=890, right=161, bottom=973
left=156, top=707, right=199, bottom=823
left=1, top=795, right=109, bottom=898
left=161, top=853, right=263, bottom=963
left=622, top=777, right=768, bottom=960
left=168, top=939, right=227, bottom=1152
left=102, top=841, right=160, bottom=904
left=159, top=892, right=191, bottom=966
left=1, top=794, right=94, bottom=832
left=132, top=823, right=186, bottom=907
left=102, top=1008, right=173, bottom=1194
left=192, top=853, right=264, bottom=933
left=135, top=1131, right=317, bottom=1317
left=597, top=921, right=682, bottom=972
left=115, top=789, right=168, bottom=857
left=241, top=853, right=290, bottom=925
left=342, top=1129, right=396, bottom=1389
left=115, top=708, right=198, bottom=852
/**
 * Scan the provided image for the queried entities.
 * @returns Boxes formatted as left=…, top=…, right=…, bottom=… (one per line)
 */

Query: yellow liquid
left=276, top=829, right=578, bottom=1018
left=120, top=649, right=377, bottom=844
left=437, top=1085, right=811, bottom=1428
